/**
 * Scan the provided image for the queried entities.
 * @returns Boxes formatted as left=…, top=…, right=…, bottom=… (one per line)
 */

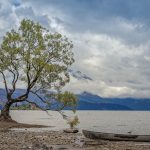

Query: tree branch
left=30, top=90, right=48, bottom=104
left=0, top=71, right=9, bottom=94
left=26, top=99, right=52, bottom=117
left=7, top=68, right=19, bottom=95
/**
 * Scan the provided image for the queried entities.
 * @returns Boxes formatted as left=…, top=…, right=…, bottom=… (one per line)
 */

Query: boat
left=82, top=130, right=150, bottom=142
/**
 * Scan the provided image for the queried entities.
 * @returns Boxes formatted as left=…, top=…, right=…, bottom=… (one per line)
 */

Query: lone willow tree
left=0, top=19, right=77, bottom=121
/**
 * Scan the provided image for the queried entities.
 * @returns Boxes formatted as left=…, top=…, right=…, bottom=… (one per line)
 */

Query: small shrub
left=67, top=116, right=80, bottom=129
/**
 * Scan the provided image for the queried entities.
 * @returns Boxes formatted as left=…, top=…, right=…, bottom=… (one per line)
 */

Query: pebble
left=0, top=130, right=150, bottom=150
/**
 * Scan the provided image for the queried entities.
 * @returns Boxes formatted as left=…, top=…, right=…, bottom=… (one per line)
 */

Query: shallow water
left=10, top=110, right=150, bottom=135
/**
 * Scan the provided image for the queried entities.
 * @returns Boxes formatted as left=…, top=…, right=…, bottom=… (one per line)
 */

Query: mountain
left=0, top=89, right=48, bottom=108
left=1, top=89, right=150, bottom=110
left=77, top=100, right=132, bottom=110
left=77, top=92, right=150, bottom=110
left=77, top=92, right=132, bottom=110
left=69, top=69, right=93, bottom=81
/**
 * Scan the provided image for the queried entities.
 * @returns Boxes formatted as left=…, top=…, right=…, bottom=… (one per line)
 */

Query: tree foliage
left=0, top=19, right=77, bottom=115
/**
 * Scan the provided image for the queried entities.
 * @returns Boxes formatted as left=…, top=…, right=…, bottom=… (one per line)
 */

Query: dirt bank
left=0, top=120, right=46, bottom=131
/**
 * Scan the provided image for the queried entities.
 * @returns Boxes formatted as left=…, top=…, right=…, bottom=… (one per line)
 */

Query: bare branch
left=26, top=99, right=52, bottom=117
left=14, top=88, right=31, bottom=102
left=30, top=90, right=47, bottom=104
left=7, top=68, right=19, bottom=95
left=0, top=71, right=8, bottom=94
left=12, top=71, right=19, bottom=92
left=26, top=99, right=68, bottom=119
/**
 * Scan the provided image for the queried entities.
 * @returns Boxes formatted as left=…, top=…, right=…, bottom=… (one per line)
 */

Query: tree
left=0, top=19, right=77, bottom=121
left=67, top=116, right=80, bottom=129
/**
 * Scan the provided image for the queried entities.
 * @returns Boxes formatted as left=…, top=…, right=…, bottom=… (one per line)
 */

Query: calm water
left=10, top=110, right=150, bottom=135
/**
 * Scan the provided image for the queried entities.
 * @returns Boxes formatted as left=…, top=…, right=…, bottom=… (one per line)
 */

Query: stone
left=63, top=129, right=79, bottom=133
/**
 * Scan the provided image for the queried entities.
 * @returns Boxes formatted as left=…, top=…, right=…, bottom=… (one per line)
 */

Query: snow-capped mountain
left=69, top=69, right=93, bottom=81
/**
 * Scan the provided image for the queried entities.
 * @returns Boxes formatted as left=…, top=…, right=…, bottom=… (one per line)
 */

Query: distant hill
left=77, top=92, right=150, bottom=110
left=1, top=89, right=150, bottom=110
left=77, top=100, right=132, bottom=110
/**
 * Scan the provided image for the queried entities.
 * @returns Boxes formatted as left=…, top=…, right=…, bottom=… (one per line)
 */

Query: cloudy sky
left=1, top=0, right=150, bottom=98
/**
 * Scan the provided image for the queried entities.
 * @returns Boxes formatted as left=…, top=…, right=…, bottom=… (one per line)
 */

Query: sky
left=0, top=0, right=150, bottom=98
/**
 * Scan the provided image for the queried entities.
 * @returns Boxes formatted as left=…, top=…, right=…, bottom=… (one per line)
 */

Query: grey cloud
left=1, top=0, right=150, bottom=98
left=22, top=0, right=150, bottom=47
left=15, top=7, right=51, bottom=29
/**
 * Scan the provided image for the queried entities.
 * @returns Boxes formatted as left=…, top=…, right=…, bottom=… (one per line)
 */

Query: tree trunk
left=0, top=101, right=13, bottom=121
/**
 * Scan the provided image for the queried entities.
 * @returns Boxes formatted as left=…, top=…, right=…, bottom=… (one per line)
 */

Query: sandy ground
left=1, top=121, right=150, bottom=150
left=0, top=120, right=46, bottom=131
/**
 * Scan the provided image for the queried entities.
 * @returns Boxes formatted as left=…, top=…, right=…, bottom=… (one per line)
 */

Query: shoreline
left=1, top=121, right=150, bottom=149
left=0, top=120, right=47, bottom=132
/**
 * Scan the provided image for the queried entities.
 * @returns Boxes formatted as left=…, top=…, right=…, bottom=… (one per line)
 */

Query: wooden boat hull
left=82, top=130, right=150, bottom=142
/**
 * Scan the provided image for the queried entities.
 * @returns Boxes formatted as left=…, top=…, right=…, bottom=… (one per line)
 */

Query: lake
left=10, top=110, right=150, bottom=135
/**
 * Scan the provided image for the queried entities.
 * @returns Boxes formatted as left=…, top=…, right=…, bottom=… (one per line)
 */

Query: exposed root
left=0, top=115, right=16, bottom=123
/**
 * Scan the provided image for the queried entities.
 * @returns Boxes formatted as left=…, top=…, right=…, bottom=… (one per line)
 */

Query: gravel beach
left=1, top=121, right=150, bottom=150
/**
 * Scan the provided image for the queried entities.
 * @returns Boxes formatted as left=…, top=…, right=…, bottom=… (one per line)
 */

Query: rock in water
left=63, top=129, right=79, bottom=133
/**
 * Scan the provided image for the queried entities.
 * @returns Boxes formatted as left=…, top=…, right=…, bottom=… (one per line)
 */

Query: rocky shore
left=1, top=121, right=150, bottom=150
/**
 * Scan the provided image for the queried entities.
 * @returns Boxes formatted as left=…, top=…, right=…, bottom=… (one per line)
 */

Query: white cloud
left=64, top=76, right=136, bottom=98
